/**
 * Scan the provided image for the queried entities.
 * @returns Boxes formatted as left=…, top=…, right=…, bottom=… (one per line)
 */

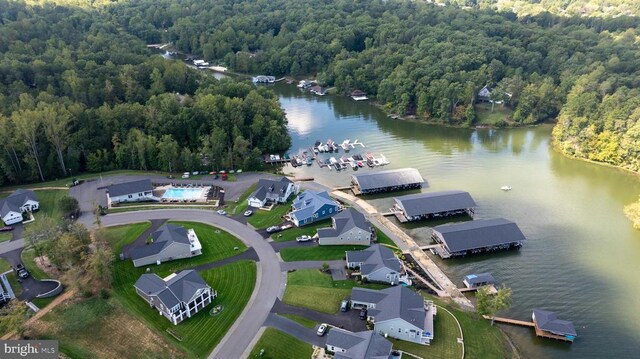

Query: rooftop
left=290, top=191, right=339, bottom=222
left=433, top=218, right=526, bottom=253
left=346, top=244, right=401, bottom=276
left=327, top=328, right=393, bottom=359
left=352, top=168, right=425, bottom=191
left=351, top=286, right=426, bottom=327
left=130, top=224, right=192, bottom=260
left=394, top=190, right=476, bottom=217
left=0, top=189, right=37, bottom=217
left=533, top=309, right=577, bottom=337
left=107, top=179, right=153, bottom=197
left=134, top=270, right=209, bottom=309
left=249, top=177, right=293, bottom=202
left=317, top=208, right=370, bottom=238
left=463, top=273, right=495, bottom=285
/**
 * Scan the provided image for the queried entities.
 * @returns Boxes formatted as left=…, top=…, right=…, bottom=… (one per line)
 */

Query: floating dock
left=484, top=315, right=576, bottom=342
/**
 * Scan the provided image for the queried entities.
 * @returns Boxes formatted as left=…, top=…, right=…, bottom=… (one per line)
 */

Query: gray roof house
left=107, top=179, right=154, bottom=204
left=350, top=286, right=435, bottom=345
left=346, top=245, right=410, bottom=285
left=393, top=190, right=476, bottom=222
left=247, top=177, right=296, bottom=208
left=0, top=189, right=39, bottom=225
left=351, top=168, right=424, bottom=195
left=289, top=191, right=341, bottom=227
left=326, top=328, right=393, bottom=359
left=134, top=270, right=215, bottom=325
left=532, top=309, right=578, bottom=339
left=130, top=224, right=202, bottom=267
left=317, top=208, right=373, bottom=245
left=431, top=218, right=526, bottom=258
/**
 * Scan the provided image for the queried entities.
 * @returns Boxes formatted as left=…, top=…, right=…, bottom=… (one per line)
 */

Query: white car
left=296, top=235, right=312, bottom=242
left=316, top=323, right=328, bottom=336
left=244, top=210, right=253, bottom=217
left=217, top=210, right=227, bottom=215
left=266, top=226, right=281, bottom=233
left=182, top=172, right=190, bottom=179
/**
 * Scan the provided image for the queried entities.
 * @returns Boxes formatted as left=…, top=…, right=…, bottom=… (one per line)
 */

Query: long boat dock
left=483, top=316, right=575, bottom=342
left=459, top=284, right=497, bottom=294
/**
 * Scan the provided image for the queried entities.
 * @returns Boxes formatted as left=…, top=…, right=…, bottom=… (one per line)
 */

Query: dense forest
left=0, top=1, right=290, bottom=185
left=105, top=0, right=639, bottom=172
left=460, top=0, right=640, bottom=18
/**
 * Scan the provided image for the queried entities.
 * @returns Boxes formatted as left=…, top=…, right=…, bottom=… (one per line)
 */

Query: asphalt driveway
left=0, top=248, right=59, bottom=301
left=263, top=313, right=327, bottom=347
left=270, top=299, right=368, bottom=332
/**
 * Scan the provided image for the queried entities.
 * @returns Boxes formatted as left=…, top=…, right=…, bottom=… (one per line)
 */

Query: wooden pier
left=459, top=284, right=497, bottom=294
left=483, top=316, right=575, bottom=342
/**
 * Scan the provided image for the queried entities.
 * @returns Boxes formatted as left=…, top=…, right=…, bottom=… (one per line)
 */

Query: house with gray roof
left=0, top=189, right=39, bottom=225
left=532, top=309, right=577, bottom=340
left=346, top=245, right=410, bottom=285
left=463, top=273, right=495, bottom=289
left=351, top=168, right=424, bottom=195
left=130, top=224, right=202, bottom=267
left=326, top=328, right=393, bottom=359
left=247, top=177, right=297, bottom=208
left=431, top=218, right=526, bottom=258
left=134, top=269, right=215, bottom=325
left=350, top=286, right=436, bottom=345
left=289, top=191, right=341, bottom=227
left=107, top=179, right=154, bottom=204
left=317, top=208, right=373, bottom=245
left=393, top=190, right=476, bottom=222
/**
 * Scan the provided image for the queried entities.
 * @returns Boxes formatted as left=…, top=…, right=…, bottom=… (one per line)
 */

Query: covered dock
left=463, top=272, right=495, bottom=289
left=392, top=190, right=476, bottom=222
left=431, top=218, right=526, bottom=258
left=350, top=168, right=425, bottom=195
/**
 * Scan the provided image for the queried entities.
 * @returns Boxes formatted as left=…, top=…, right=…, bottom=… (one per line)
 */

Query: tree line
left=0, top=1, right=290, bottom=185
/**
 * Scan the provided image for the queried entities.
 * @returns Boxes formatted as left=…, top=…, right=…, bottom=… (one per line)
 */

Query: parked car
left=192, top=171, right=199, bottom=175
left=296, top=235, right=312, bottom=242
left=359, top=308, right=368, bottom=320
left=266, top=226, right=281, bottom=233
left=340, top=300, right=349, bottom=312
left=182, top=172, right=190, bottom=179
left=244, top=210, right=253, bottom=217
left=0, top=226, right=13, bottom=232
left=14, top=264, right=29, bottom=279
left=216, top=210, right=227, bottom=215
left=280, top=223, right=293, bottom=230
left=13, top=264, right=24, bottom=273
left=316, top=323, right=328, bottom=336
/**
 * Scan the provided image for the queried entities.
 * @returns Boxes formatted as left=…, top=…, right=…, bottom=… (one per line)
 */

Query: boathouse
left=532, top=309, right=577, bottom=342
left=392, top=190, right=476, bottom=222
left=309, top=86, right=327, bottom=96
left=463, top=273, right=495, bottom=289
left=351, top=168, right=424, bottom=195
left=431, top=218, right=526, bottom=258
left=350, top=90, right=368, bottom=101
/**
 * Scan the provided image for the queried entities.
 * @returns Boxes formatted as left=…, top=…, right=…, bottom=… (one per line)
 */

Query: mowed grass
left=0, top=231, right=12, bottom=243
left=21, top=248, right=49, bottom=280
left=31, top=296, right=56, bottom=309
left=248, top=328, right=313, bottom=359
left=281, top=314, right=317, bottom=328
left=283, top=269, right=389, bottom=314
left=228, top=184, right=255, bottom=215
left=104, top=221, right=151, bottom=255
left=474, top=102, right=513, bottom=126
left=374, top=228, right=397, bottom=247
left=453, top=304, right=511, bottom=358
left=271, top=219, right=331, bottom=242
left=32, top=189, right=69, bottom=222
left=112, top=260, right=256, bottom=358
left=389, top=304, right=463, bottom=359
left=0, top=258, right=11, bottom=273
left=279, top=245, right=368, bottom=262
left=247, top=203, right=291, bottom=229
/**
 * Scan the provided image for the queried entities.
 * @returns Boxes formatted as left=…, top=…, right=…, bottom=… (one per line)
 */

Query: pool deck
left=155, top=185, right=211, bottom=202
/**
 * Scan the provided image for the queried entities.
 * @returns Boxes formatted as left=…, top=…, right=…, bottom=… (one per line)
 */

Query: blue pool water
left=162, top=188, right=205, bottom=199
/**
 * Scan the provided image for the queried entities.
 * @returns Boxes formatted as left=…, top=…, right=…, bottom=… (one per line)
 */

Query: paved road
left=270, top=300, right=367, bottom=332
left=98, top=210, right=281, bottom=359
left=263, top=313, right=327, bottom=347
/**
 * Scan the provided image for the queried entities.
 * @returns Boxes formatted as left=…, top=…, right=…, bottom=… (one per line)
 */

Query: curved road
left=100, top=209, right=281, bottom=359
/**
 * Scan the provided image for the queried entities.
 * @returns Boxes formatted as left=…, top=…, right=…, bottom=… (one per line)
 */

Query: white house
left=107, top=179, right=155, bottom=204
left=0, top=189, right=39, bottom=225
left=247, top=177, right=297, bottom=208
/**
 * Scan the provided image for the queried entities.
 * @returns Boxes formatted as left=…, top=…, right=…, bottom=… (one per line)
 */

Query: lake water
left=271, top=83, right=640, bottom=359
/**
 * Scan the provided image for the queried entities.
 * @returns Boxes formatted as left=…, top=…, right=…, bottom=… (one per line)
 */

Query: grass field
left=0, top=258, right=11, bottom=273
left=279, top=244, right=368, bottom=262
left=283, top=269, right=388, bottom=314
left=247, top=203, right=291, bottom=229
left=281, top=314, right=317, bottom=328
left=103, top=222, right=151, bottom=256
left=474, top=102, right=513, bottom=126
left=0, top=231, right=12, bottom=243
left=32, top=189, right=69, bottom=223
left=272, top=220, right=331, bottom=242
left=112, top=260, right=257, bottom=358
left=21, top=248, right=49, bottom=280
left=227, top=184, right=255, bottom=215
left=248, top=328, right=313, bottom=359
left=452, top=304, right=511, bottom=358
left=31, top=296, right=57, bottom=309
left=6, top=272, right=22, bottom=296
left=374, top=228, right=397, bottom=247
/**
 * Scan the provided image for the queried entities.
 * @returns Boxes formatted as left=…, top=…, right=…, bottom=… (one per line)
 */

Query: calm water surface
left=272, top=83, right=640, bottom=359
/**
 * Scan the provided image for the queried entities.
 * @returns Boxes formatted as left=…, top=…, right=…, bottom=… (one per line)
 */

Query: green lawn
left=279, top=245, right=368, bottom=262
left=112, top=260, right=257, bottom=358
left=248, top=328, right=313, bottom=359
left=0, top=258, right=11, bottom=273
left=104, top=222, right=151, bottom=256
left=32, top=189, right=69, bottom=222
left=0, top=231, right=12, bottom=243
left=474, top=102, right=513, bottom=126
left=283, top=269, right=389, bottom=314
left=6, top=272, right=23, bottom=296
left=31, top=296, right=57, bottom=309
left=247, top=203, right=291, bottom=229
left=374, top=228, right=397, bottom=247
left=21, top=248, right=49, bottom=280
left=227, top=184, right=255, bottom=215
left=281, top=314, right=317, bottom=328
left=272, top=220, right=331, bottom=242
left=452, top=305, right=511, bottom=358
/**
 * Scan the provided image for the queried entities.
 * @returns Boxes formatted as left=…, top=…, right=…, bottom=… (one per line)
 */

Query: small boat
left=357, top=161, right=364, bottom=168
left=306, top=158, right=313, bottom=166
left=501, top=186, right=512, bottom=191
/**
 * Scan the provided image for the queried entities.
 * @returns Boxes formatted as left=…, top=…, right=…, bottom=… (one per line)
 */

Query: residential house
left=247, top=177, right=297, bottom=208
left=317, top=208, right=373, bottom=246
left=289, top=191, right=341, bottom=227
left=532, top=309, right=578, bottom=341
left=134, top=270, right=215, bottom=325
left=107, top=179, right=154, bottom=204
left=130, top=224, right=202, bottom=267
left=0, top=189, right=39, bottom=225
left=325, top=328, right=393, bottom=359
left=350, top=286, right=436, bottom=345
left=477, top=85, right=492, bottom=102
left=346, top=244, right=410, bottom=285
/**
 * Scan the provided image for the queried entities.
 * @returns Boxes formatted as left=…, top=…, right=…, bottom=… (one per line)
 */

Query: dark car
left=359, top=308, right=368, bottom=320
left=13, top=264, right=29, bottom=279
left=0, top=226, right=13, bottom=232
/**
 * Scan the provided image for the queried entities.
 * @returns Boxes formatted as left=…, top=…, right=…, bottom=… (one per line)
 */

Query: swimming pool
left=162, top=187, right=206, bottom=200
